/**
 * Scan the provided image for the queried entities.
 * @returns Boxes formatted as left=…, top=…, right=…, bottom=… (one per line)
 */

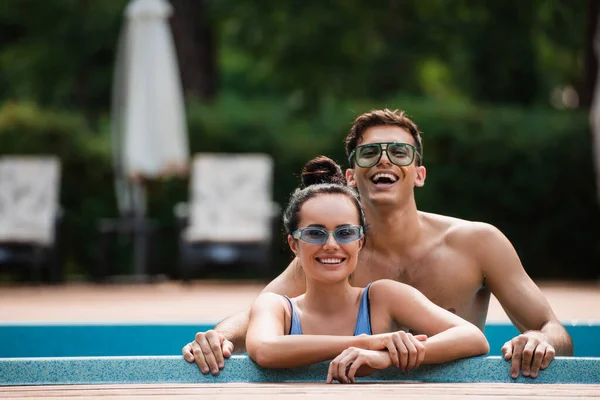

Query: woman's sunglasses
left=291, top=225, right=364, bottom=245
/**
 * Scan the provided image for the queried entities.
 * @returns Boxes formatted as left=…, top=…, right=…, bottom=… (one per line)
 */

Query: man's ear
left=346, top=168, right=357, bottom=188
left=287, top=234, right=298, bottom=256
left=414, top=165, right=426, bottom=187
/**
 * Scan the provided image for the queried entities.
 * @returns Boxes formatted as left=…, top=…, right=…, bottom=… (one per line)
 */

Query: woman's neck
left=301, top=279, right=358, bottom=314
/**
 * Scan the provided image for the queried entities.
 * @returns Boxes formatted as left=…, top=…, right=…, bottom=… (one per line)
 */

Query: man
left=182, top=109, right=573, bottom=379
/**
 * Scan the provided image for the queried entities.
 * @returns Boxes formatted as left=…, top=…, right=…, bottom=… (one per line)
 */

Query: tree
left=170, top=0, right=218, bottom=101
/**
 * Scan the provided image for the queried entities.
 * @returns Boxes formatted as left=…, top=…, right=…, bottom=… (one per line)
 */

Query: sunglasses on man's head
left=349, top=142, right=419, bottom=168
left=292, top=225, right=364, bottom=245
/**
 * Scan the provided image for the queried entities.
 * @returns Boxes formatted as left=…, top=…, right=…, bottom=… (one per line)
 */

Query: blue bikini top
left=284, top=283, right=373, bottom=336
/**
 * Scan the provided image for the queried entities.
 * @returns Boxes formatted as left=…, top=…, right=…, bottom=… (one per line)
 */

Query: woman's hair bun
left=301, top=156, right=346, bottom=187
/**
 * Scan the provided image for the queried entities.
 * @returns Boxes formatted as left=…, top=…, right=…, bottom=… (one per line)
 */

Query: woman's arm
left=246, top=292, right=377, bottom=368
left=327, top=348, right=393, bottom=383
left=373, top=280, right=490, bottom=363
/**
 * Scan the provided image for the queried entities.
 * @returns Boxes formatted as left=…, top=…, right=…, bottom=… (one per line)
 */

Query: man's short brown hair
left=345, top=109, right=423, bottom=166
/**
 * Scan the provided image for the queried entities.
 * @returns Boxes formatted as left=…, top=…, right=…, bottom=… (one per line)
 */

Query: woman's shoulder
left=369, top=278, right=413, bottom=291
left=368, top=279, right=419, bottom=301
left=251, top=291, right=292, bottom=312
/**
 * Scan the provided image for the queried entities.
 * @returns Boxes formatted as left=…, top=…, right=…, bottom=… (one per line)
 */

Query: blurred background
left=0, top=0, right=599, bottom=285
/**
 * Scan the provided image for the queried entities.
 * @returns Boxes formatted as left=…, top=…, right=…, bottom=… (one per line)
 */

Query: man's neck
left=362, top=198, right=423, bottom=255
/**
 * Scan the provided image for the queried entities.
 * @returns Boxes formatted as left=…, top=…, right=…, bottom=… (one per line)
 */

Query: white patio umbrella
left=110, top=0, right=190, bottom=276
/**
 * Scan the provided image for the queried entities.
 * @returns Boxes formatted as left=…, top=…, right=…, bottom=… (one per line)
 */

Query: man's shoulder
left=420, top=211, right=505, bottom=247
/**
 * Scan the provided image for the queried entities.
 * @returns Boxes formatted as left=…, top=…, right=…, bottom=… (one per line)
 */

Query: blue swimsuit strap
left=284, top=295, right=303, bottom=335
left=354, top=282, right=373, bottom=335
left=285, top=284, right=372, bottom=336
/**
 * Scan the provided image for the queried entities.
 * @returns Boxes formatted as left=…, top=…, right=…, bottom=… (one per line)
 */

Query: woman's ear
left=358, top=237, right=365, bottom=251
left=287, top=234, right=298, bottom=256
left=346, top=168, right=357, bottom=188
left=414, top=165, right=426, bottom=187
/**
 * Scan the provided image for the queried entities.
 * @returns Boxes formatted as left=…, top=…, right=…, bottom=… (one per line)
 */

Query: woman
left=246, top=156, right=489, bottom=383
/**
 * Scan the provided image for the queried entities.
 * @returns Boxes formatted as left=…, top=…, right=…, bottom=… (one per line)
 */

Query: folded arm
left=246, top=292, right=374, bottom=368
left=372, top=279, right=490, bottom=363
left=183, top=258, right=306, bottom=372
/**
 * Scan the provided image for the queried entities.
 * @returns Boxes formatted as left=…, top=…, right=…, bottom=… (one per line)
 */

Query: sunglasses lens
left=356, top=145, right=381, bottom=167
left=302, top=228, right=328, bottom=244
left=388, top=143, right=413, bottom=166
left=334, top=226, right=362, bottom=243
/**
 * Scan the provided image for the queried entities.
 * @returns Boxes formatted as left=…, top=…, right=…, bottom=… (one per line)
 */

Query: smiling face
left=288, top=193, right=364, bottom=283
left=346, top=125, right=426, bottom=207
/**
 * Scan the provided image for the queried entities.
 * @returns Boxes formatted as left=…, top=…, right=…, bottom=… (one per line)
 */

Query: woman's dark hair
left=282, top=156, right=367, bottom=236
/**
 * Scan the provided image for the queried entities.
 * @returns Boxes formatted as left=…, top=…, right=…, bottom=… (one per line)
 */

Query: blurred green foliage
left=1, top=97, right=598, bottom=279
left=0, top=1, right=598, bottom=280
left=0, top=1, right=587, bottom=109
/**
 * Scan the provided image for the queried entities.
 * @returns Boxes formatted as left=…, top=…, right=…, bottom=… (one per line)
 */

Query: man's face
left=345, top=126, right=426, bottom=207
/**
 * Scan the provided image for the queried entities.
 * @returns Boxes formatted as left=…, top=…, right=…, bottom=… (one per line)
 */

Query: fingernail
left=511, top=372, right=518, bottom=379
left=212, top=369, right=219, bottom=375
left=531, top=373, right=538, bottom=378
left=202, top=368, right=209, bottom=374
left=522, top=371, right=529, bottom=377
left=219, top=363, right=224, bottom=369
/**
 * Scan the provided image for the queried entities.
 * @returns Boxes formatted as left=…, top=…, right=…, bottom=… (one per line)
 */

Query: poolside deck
left=3, top=383, right=600, bottom=399
left=2, top=280, right=599, bottom=323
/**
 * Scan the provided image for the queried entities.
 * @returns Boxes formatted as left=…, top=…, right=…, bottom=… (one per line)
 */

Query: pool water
left=1, top=322, right=598, bottom=358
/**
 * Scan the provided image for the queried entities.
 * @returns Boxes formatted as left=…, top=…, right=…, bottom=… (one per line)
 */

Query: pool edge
left=1, top=355, right=598, bottom=385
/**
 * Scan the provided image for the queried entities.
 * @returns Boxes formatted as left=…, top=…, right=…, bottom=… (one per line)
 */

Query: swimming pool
left=1, top=322, right=599, bottom=385
left=0, top=322, right=598, bottom=358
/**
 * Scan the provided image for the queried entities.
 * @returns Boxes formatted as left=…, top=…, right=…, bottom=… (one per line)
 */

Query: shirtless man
left=182, top=109, right=573, bottom=380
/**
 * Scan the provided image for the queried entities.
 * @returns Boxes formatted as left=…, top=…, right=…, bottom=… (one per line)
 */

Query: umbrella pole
left=132, top=180, right=148, bottom=280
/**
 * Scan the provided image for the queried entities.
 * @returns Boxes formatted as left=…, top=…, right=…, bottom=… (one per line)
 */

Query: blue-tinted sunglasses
left=291, top=225, right=364, bottom=245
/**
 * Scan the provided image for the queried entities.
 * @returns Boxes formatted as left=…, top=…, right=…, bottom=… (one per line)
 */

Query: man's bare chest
left=352, top=248, right=485, bottom=310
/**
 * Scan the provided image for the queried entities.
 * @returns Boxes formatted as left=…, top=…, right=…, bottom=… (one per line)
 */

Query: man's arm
left=468, top=222, right=573, bottom=378
left=182, top=257, right=306, bottom=374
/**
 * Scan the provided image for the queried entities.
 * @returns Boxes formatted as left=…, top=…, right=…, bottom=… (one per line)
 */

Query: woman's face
left=288, top=193, right=364, bottom=283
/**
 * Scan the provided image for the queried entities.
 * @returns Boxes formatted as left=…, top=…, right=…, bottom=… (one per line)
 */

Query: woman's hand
left=366, top=331, right=427, bottom=371
left=327, top=348, right=392, bottom=383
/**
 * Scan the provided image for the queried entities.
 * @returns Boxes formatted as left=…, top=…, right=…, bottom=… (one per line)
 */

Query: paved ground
left=1, top=279, right=599, bottom=399
left=1, top=280, right=599, bottom=323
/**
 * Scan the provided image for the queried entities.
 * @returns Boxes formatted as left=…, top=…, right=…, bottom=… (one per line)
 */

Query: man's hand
left=182, top=330, right=235, bottom=375
left=327, top=348, right=392, bottom=384
left=502, top=331, right=556, bottom=379
left=366, top=331, right=427, bottom=371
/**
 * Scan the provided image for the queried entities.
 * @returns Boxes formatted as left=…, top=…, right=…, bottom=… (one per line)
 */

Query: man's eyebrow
left=306, top=224, right=326, bottom=228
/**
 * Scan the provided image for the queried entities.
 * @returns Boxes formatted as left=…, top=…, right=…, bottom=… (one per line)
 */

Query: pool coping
left=1, top=355, right=598, bottom=385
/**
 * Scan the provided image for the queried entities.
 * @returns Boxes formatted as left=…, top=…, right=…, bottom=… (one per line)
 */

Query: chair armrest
left=173, top=202, right=189, bottom=230
left=270, top=201, right=281, bottom=218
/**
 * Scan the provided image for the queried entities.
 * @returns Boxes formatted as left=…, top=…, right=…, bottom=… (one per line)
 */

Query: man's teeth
left=318, top=258, right=343, bottom=264
left=372, top=173, right=398, bottom=183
